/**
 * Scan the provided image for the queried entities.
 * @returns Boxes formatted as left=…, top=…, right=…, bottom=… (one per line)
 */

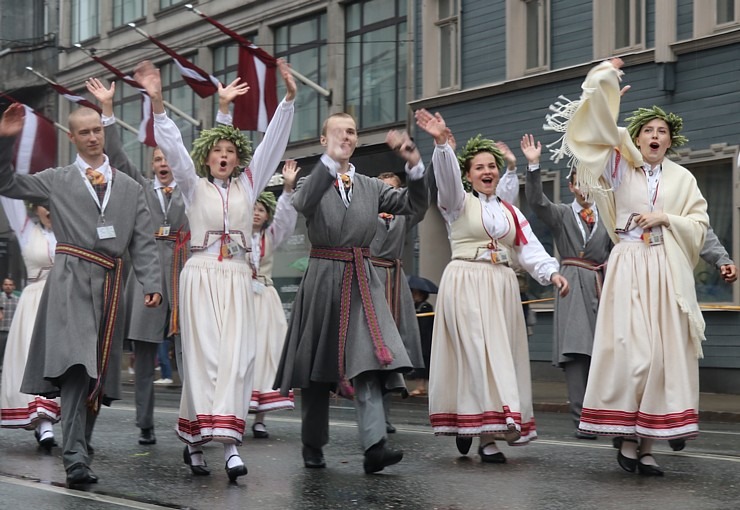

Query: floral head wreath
left=625, top=106, right=688, bottom=153
left=190, top=125, right=253, bottom=178
left=456, top=134, right=505, bottom=192
left=257, top=191, right=277, bottom=217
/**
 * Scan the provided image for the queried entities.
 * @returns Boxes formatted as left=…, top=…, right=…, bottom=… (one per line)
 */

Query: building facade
left=1, top=0, right=739, bottom=390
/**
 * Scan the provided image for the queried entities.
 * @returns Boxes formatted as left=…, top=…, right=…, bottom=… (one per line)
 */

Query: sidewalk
left=121, top=370, right=740, bottom=423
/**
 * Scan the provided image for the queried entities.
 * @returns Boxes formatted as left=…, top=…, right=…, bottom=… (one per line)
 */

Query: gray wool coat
left=105, top=124, right=189, bottom=342
left=370, top=201, right=427, bottom=369
left=525, top=168, right=612, bottom=366
left=274, top=161, right=428, bottom=393
left=0, top=136, right=161, bottom=402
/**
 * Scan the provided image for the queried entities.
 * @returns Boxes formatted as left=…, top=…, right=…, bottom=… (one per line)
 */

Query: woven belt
left=310, top=246, right=394, bottom=398
left=166, top=229, right=189, bottom=336
left=370, top=256, right=403, bottom=325
left=55, top=243, right=123, bottom=413
left=561, top=257, right=606, bottom=299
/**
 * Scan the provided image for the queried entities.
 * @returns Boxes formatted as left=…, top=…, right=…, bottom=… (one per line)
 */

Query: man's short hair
left=321, top=112, right=356, bottom=137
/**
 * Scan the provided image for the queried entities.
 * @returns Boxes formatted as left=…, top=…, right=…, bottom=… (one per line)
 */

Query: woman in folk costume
left=547, top=58, right=708, bottom=476
left=0, top=199, right=59, bottom=449
left=415, top=109, right=568, bottom=464
left=248, top=162, right=300, bottom=439
left=135, top=59, right=296, bottom=481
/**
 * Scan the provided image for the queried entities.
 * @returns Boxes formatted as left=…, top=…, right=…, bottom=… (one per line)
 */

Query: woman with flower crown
left=548, top=58, right=708, bottom=476
left=134, top=59, right=296, bottom=482
left=415, top=110, right=568, bottom=464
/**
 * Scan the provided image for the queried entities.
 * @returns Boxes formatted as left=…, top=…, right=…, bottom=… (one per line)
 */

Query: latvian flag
left=192, top=10, right=278, bottom=132
left=142, top=33, right=220, bottom=98
left=13, top=105, right=57, bottom=175
left=47, top=82, right=101, bottom=114
left=87, top=55, right=156, bottom=147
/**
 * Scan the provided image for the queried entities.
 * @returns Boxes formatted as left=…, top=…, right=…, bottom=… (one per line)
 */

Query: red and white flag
left=86, top=54, right=156, bottom=147
left=7, top=103, right=58, bottom=175
left=142, top=33, right=220, bottom=98
left=47, top=82, right=102, bottom=114
left=193, top=10, right=278, bottom=132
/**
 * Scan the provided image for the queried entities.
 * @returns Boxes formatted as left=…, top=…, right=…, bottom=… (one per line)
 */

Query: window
left=345, top=0, right=408, bottom=129
left=275, top=13, right=328, bottom=141
left=71, top=0, right=98, bottom=42
left=614, top=0, right=643, bottom=51
left=525, top=0, right=549, bottom=71
left=506, top=0, right=549, bottom=78
left=436, top=0, right=459, bottom=90
left=0, top=0, right=45, bottom=48
left=113, top=85, right=147, bottom=175
left=716, top=0, right=740, bottom=26
left=593, top=0, right=644, bottom=58
left=159, top=0, right=187, bottom=9
left=689, top=159, right=735, bottom=303
left=161, top=61, right=197, bottom=147
left=113, top=0, right=146, bottom=28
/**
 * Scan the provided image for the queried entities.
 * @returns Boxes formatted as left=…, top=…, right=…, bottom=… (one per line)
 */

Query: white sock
left=37, top=419, right=54, bottom=437
left=188, top=445, right=206, bottom=466
left=253, top=422, right=266, bottom=432
left=481, top=442, right=501, bottom=456
left=224, top=444, right=244, bottom=468
left=620, top=438, right=638, bottom=459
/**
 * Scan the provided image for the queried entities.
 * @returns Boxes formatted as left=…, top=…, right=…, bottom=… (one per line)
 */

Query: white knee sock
left=188, top=444, right=206, bottom=466
left=254, top=413, right=266, bottom=431
left=36, top=419, right=54, bottom=439
left=479, top=435, right=501, bottom=455
left=224, top=444, right=243, bottom=468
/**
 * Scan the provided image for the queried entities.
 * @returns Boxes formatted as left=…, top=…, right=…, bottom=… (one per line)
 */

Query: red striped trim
left=430, top=408, right=523, bottom=428
left=581, top=407, right=698, bottom=430
left=177, top=414, right=246, bottom=436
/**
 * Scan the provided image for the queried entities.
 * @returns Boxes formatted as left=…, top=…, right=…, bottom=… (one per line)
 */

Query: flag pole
left=0, top=92, right=69, bottom=134
left=26, top=67, right=139, bottom=136
left=183, top=4, right=332, bottom=101
left=75, top=42, right=200, bottom=128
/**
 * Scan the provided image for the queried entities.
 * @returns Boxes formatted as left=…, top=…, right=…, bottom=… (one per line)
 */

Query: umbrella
left=407, top=275, right=439, bottom=294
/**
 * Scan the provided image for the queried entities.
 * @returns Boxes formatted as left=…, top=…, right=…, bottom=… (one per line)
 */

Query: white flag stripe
left=62, top=93, right=86, bottom=103
left=253, top=55, right=268, bottom=132
left=138, top=94, right=153, bottom=145
left=15, top=105, right=38, bottom=176
left=173, top=60, right=210, bottom=82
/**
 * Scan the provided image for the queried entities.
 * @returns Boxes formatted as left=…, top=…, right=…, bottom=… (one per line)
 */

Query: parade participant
left=415, top=109, right=568, bottom=464
left=0, top=278, right=18, bottom=368
left=273, top=115, right=427, bottom=474
left=0, top=199, right=59, bottom=450
left=406, top=275, right=438, bottom=397
left=549, top=58, right=708, bottom=476
left=87, top=77, right=190, bottom=447
left=520, top=134, right=612, bottom=439
left=0, top=103, right=162, bottom=488
left=371, top=164, right=427, bottom=433
left=135, top=59, right=295, bottom=481
left=247, top=169, right=299, bottom=438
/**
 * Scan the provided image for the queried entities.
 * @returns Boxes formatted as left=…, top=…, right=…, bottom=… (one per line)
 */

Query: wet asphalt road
left=1, top=385, right=739, bottom=510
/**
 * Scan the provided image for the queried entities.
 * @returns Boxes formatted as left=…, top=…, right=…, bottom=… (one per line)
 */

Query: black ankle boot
left=363, top=439, right=403, bottom=474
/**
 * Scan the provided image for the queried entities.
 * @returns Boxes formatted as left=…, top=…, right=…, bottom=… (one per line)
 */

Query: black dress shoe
left=66, top=463, right=95, bottom=488
left=612, top=436, right=623, bottom=449
left=363, top=439, right=403, bottom=474
left=385, top=421, right=396, bottom=434
left=252, top=422, right=269, bottom=439
left=88, top=444, right=95, bottom=455
left=34, top=430, right=57, bottom=451
left=183, top=445, right=211, bottom=475
left=455, top=436, right=473, bottom=455
left=616, top=438, right=638, bottom=473
left=637, top=453, right=664, bottom=477
left=302, top=445, right=326, bottom=468
left=225, top=455, right=248, bottom=482
left=138, top=428, right=156, bottom=445
left=668, top=438, right=686, bottom=451
left=87, top=468, right=99, bottom=484
left=478, top=444, right=506, bottom=464
left=574, top=431, right=598, bottom=440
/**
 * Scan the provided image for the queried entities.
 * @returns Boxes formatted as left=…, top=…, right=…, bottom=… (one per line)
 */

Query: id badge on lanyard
left=488, top=241, right=509, bottom=265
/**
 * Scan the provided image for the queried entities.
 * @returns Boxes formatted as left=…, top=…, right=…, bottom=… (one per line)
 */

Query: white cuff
left=320, top=153, right=340, bottom=177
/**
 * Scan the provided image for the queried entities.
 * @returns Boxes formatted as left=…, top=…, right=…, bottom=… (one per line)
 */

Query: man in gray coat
left=274, top=114, right=427, bottom=474
left=0, top=103, right=162, bottom=488
left=520, top=134, right=612, bottom=439
left=87, top=77, right=189, bottom=446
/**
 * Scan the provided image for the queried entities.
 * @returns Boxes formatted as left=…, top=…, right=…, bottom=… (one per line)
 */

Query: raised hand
left=385, top=130, right=420, bottom=167
left=278, top=59, right=297, bottom=102
left=282, top=159, right=300, bottom=190
left=519, top=134, right=542, bottom=165
left=85, top=78, right=116, bottom=117
left=415, top=109, right=447, bottom=145
left=0, top=103, right=25, bottom=137
left=496, top=141, right=517, bottom=170
left=218, top=77, right=250, bottom=113
left=133, top=61, right=164, bottom=113
left=446, top=128, right=457, bottom=151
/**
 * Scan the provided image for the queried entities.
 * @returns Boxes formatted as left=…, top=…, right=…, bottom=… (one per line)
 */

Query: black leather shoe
left=302, top=445, right=326, bottom=468
left=183, top=445, right=211, bottom=475
left=363, top=439, right=403, bottom=474
left=455, top=436, right=473, bottom=455
left=385, top=421, right=396, bottom=434
left=574, top=431, right=598, bottom=440
left=88, top=444, right=95, bottom=455
left=637, top=453, right=664, bottom=477
left=66, top=463, right=95, bottom=488
left=478, top=444, right=506, bottom=464
left=87, top=468, right=99, bottom=484
left=138, top=428, right=156, bottom=445
left=252, top=422, right=269, bottom=439
left=34, top=430, right=57, bottom=451
left=668, top=438, right=686, bottom=451
left=612, top=436, right=623, bottom=449
left=225, top=455, right=248, bottom=482
left=617, top=438, right=638, bottom=473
